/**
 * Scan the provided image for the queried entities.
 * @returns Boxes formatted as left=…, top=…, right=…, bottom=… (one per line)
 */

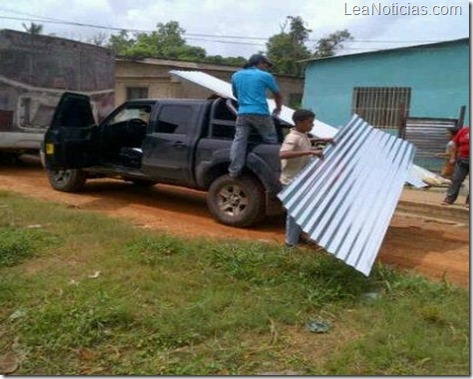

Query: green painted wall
left=303, top=39, right=469, bottom=128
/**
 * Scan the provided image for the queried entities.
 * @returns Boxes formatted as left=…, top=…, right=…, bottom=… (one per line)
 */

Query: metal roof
left=118, top=58, right=239, bottom=72
left=169, top=69, right=439, bottom=186
left=301, top=37, right=469, bottom=63
left=278, top=115, right=416, bottom=276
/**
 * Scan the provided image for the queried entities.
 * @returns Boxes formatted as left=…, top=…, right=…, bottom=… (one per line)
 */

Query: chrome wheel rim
left=216, top=183, right=249, bottom=217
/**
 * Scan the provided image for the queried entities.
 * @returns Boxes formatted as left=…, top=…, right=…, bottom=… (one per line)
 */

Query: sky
left=0, top=0, right=469, bottom=58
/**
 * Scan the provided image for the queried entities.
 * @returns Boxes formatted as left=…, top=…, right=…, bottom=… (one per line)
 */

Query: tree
left=87, top=32, right=109, bottom=47
left=266, top=16, right=311, bottom=76
left=105, top=17, right=353, bottom=75
left=108, top=30, right=136, bottom=55
left=204, top=55, right=246, bottom=67
left=108, top=21, right=206, bottom=60
left=265, top=16, right=353, bottom=76
left=312, top=29, right=353, bottom=58
left=22, top=22, right=43, bottom=35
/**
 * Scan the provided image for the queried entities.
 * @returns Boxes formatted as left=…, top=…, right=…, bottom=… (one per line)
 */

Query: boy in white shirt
left=279, top=109, right=332, bottom=247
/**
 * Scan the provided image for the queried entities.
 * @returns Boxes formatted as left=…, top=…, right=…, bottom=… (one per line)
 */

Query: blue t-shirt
left=231, top=67, right=280, bottom=115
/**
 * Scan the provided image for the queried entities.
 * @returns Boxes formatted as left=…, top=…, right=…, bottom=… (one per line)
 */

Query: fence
left=399, top=116, right=461, bottom=173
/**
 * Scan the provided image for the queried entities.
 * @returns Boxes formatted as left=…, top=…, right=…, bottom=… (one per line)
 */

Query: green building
left=302, top=38, right=469, bottom=132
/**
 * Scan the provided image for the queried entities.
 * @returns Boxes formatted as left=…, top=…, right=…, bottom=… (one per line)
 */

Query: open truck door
left=44, top=92, right=98, bottom=169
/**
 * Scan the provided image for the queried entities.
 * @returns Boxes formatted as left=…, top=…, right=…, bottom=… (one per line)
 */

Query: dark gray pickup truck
left=43, top=92, right=291, bottom=227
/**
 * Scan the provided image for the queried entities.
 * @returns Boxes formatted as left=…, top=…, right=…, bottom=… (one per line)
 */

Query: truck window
left=57, top=97, right=95, bottom=127
left=208, top=98, right=237, bottom=139
left=108, top=105, right=151, bottom=124
left=100, top=104, right=151, bottom=152
left=155, top=105, right=192, bottom=134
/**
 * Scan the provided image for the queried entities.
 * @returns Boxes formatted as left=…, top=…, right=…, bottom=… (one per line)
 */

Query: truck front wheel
left=207, top=175, right=265, bottom=227
left=46, top=169, right=87, bottom=192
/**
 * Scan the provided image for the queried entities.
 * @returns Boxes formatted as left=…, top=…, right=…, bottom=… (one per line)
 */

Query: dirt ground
left=0, top=161, right=469, bottom=288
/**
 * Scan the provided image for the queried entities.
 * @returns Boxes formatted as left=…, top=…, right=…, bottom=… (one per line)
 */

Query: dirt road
left=0, top=161, right=469, bottom=288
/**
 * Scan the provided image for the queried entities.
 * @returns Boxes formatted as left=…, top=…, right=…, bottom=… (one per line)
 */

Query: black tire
left=207, top=175, right=265, bottom=227
left=129, top=179, right=157, bottom=187
left=46, top=169, right=87, bottom=192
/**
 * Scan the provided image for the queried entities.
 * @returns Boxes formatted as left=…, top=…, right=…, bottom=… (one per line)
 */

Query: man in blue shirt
left=228, top=54, right=283, bottom=178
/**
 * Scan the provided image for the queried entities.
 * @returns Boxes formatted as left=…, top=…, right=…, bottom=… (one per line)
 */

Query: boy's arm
left=309, top=137, right=335, bottom=144
left=280, top=149, right=323, bottom=159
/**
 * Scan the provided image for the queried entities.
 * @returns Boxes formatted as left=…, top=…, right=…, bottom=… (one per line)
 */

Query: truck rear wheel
left=207, top=175, right=265, bottom=227
left=46, top=169, right=87, bottom=192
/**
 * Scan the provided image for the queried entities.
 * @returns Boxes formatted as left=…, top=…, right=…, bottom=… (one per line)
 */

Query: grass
left=0, top=189, right=469, bottom=375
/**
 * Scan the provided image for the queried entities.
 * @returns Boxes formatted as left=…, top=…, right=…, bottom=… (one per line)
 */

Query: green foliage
left=265, top=17, right=353, bottom=76
left=105, top=17, right=352, bottom=75
left=108, top=21, right=207, bottom=61
left=108, top=30, right=136, bottom=54
left=15, top=16, right=354, bottom=75
left=0, top=192, right=468, bottom=376
left=108, top=21, right=244, bottom=67
left=312, top=29, right=354, bottom=59
left=203, top=55, right=246, bottom=67
left=266, top=16, right=311, bottom=76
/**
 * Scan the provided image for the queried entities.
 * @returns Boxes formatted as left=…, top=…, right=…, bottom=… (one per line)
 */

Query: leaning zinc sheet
left=278, top=115, right=416, bottom=276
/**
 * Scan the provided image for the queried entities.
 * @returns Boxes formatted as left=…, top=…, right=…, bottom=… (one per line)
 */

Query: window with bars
left=352, top=87, right=411, bottom=129
left=126, top=87, right=149, bottom=100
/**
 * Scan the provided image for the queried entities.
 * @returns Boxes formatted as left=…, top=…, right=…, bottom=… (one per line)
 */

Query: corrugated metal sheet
left=169, top=69, right=432, bottom=187
left=402, top=117, right=458, bottom=173
left=169, top=69, right=336, bottom=138
left=170, top=69, right=236, bottom=100
left=278, top=115, right=415, bottom=276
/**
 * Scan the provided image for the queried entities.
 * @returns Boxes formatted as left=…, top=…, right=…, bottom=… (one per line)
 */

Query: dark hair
left=292, top=109, right=315, bottom=123
left=243, top=53, right=273, bottom=68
